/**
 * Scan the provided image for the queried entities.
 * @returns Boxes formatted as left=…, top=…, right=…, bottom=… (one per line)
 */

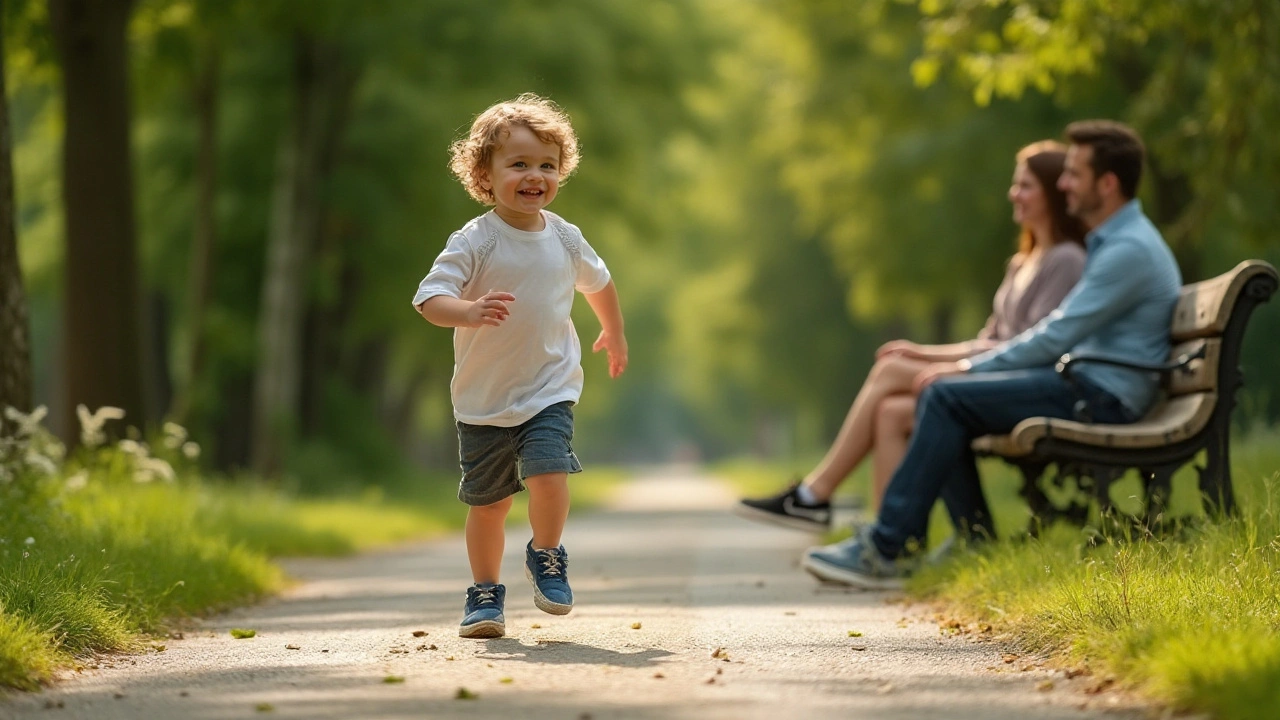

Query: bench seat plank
left=972, top=391, right=1217, bottom=457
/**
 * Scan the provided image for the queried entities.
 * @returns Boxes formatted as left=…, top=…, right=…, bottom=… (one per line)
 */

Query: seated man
left=802, top=120, right=1183, bottom=589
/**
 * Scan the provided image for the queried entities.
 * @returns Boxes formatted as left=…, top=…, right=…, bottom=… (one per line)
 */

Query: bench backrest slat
left=1171, top=260, right=1276, bottom=341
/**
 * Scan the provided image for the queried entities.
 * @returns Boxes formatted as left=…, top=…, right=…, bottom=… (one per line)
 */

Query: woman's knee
left=877, top=395, right=916, bottom=434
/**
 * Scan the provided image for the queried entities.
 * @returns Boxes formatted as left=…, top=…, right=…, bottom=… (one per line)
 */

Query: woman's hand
left=877, top=339, right=926, bottom=360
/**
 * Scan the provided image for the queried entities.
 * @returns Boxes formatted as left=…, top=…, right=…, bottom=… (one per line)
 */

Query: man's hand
left=592, top=330, right=629, bottom=378
left=913, top=360, right=969, bottom=393
left=465, top=291, right=515, bottom=327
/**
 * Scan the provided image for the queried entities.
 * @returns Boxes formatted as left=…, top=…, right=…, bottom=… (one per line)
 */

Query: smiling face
left=481, top=124, right=562, bottom=230
left=1008, top=161, right=1049, bottom=230
left=1058, top=144, right=1104, bottom=226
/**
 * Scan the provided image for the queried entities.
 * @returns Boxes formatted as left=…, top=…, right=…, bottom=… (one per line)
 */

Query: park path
left=1, top=467, right=1154, bottom=720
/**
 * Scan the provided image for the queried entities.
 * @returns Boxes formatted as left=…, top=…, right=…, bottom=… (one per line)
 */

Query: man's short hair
left=1065, top=120, right=1145, bottom=199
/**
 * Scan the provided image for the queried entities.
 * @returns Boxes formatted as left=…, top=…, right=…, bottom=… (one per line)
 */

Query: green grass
left=716, top=429, right=1280, bottom=719
left=0, top=437, right=626, bottom=691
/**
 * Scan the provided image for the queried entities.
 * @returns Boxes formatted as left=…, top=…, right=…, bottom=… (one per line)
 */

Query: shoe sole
left=731, top=502, right=830, bottom=533
left=525, top=565, right=573, bottom=615
left=458, top=618, right=505, bottom=638
left=800, top=554, right=905, bottom=591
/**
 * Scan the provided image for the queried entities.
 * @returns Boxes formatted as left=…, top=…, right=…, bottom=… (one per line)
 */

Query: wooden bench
left=972, top=259, right=1278, bottom=526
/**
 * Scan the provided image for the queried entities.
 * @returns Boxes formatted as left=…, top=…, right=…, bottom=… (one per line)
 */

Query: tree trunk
left=0, top=6, right=33, bottom=419
left=171, top=41, right=220, bottom=425
left=48, top=0, right=144, bottom=436
left=251, top=34, right=356, bottom=475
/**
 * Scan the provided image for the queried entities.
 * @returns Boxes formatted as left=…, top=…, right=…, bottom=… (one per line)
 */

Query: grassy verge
left=715, top=430, right=1280, bottom=720
left=0, top=423, right=625, bottom=691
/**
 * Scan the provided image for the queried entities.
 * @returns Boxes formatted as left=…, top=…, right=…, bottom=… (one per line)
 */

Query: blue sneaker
left=459, top=583, right=506, bottom=638
left=525, top=541, right=573, bottom=615
left=800, top=530, right=914, bottom=590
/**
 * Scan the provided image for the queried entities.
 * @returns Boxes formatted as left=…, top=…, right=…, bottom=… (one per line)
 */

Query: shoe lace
left=470, top=587, right=499, bottom=606
left=534, top=549, right=565, bottom=577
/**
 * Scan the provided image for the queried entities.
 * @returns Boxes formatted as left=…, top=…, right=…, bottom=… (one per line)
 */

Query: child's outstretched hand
left=592, top=330, right=628, bottom=378
left=466, top=291, right=515, bottom=327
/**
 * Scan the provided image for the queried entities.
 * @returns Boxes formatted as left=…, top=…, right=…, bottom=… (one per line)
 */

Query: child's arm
left=418, top=291, right=516, bottom=328
left=583, top=280, right=628, bottom=378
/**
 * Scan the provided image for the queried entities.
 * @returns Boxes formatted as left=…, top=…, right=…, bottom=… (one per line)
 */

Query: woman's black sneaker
left=733, top=483, right=832, bottom=532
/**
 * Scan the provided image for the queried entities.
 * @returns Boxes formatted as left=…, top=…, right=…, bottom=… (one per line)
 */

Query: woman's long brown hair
left=1015, top=141, right=1088, bottom=256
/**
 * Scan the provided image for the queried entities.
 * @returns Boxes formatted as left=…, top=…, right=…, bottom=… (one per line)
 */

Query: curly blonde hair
left=448, top=93, right=581, bottom=205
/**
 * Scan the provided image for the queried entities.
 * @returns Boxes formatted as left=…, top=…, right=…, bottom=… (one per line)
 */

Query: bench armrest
left=1055, top=343, right=1206, bottom=379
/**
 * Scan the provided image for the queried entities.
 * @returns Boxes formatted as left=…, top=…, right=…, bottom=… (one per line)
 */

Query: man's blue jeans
left=870, top=367, right=1137, bottom=559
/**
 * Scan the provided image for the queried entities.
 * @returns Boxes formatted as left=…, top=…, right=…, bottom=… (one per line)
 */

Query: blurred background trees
left=3, top=0, right=1276, bottom=489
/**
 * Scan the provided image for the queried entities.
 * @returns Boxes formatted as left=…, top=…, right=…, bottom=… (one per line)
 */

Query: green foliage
left=908, top=430, right=1280, bottom=719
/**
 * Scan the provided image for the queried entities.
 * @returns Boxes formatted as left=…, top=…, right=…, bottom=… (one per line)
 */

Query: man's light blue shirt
left=967, top=200, right=1182, bottom=416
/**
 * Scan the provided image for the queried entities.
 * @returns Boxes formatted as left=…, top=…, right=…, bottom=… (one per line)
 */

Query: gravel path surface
left=1, top=468, right=1152, bottom=720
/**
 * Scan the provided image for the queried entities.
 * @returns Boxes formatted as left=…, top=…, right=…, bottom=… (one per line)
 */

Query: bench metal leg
left=1199, top=423, right=1236, bottom=516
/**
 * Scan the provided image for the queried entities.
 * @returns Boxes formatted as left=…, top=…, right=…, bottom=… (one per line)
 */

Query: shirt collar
left=1086, top=199, right=1143, bottom=249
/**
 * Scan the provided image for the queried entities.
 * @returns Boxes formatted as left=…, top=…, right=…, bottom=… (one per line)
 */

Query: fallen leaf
left=1002, top=653, right=1019, bottom=664
left=630, top=622, right=642, bottom=630
left=500, top=677, right=514, bottom=684
left=412, top=630, right=428, bottom=637
left=850, top=645, right=867, bottom=651
left=1037, top=680, right=1055, bottom=692
left=113, top=693, right=125, bottom=699
left=455, top=687, right=478, bottom=700
left=383, top=676, right=405, bottom=684
left=710, top=647, right=727, bottom=659
left=285, top=644, right=300, bottom=650
left=446, top=655, right=456, bottom=661
left=783, top=611, right=797, bottom=616
left=153, top=644, right=166, bottom=652
left=229, top=628, right=257, bottom=639
left=652, top=672, right=665, bottom=679
left=255, top=702, right=274, bottom=712
left=847, top=630, right=863, bottom=637
left=530, top=623, right=542, bottom=629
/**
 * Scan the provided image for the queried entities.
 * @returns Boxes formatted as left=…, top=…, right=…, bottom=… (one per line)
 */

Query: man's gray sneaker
left=801, top=530, right=914, bottom=590
left=459, top=583, right=506, bottom=638
left=734, top=483, right=832, bottom=532
left=525, top=541, right=573, bottom=615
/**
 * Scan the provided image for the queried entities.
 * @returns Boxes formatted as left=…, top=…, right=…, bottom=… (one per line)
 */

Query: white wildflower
left=77, top=405, right=126, bottom=448
left=24, top=537, right=34, bottom=545
left=181, top=441, right=201, bottom=460
left=117, top=439, right=144, bottom=457
left=4, top=405, right=48, bottom=437
left=162, top=422, right=188, bottom=449
left=65, top=471, right=89, bottom=491
left=134, top=457, right=175, bottom=483
left=23, top=449, right=58, bottom=476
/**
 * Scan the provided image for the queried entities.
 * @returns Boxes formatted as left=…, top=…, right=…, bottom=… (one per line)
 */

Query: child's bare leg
left=871, top=394, right=916, bottom=512
left=803, top=355, right=928, bottom=501
left=525, top=472, right=570, bottom=548
left=466, top=495, right=514, bottom=584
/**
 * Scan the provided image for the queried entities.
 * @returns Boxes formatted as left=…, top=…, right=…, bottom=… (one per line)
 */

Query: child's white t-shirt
left=412, top=210, right=612, bottom=427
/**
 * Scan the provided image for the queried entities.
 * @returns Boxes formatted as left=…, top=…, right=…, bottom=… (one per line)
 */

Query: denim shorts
left=455, top=401, right=582, bottom=506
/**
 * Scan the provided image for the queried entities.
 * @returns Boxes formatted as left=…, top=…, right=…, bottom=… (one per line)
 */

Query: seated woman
left=736, top=140, right=1087, bottom=532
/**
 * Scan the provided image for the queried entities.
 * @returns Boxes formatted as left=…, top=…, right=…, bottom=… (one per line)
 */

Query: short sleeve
left=412, top=232, right=474, bottom=308
left=574, top=234, right=611, bottom=294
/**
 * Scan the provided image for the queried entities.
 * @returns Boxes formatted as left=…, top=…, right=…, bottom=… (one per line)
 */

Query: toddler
left=413, top=94, right=627, bottom=638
